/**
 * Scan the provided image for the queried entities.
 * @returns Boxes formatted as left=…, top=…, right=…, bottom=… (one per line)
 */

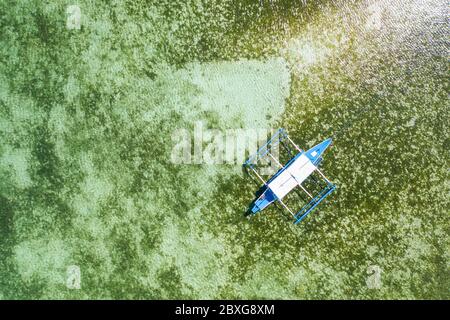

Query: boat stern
left=249, top=187, right=277, bottom=214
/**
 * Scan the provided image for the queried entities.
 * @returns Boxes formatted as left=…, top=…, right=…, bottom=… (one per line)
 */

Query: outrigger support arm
left=316, top=168, right=331, bottom=184
left=287, top=135, right=302, bottom=153
left=268, top=153, right=282, bottom=167
left=298, top=184, right=313, bottom=199
left=278, top=199, right=295, bottom=217
left=249, top=165, right=267, bottom=185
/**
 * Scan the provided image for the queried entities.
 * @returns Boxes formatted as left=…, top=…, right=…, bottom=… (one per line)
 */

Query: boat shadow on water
left=242, top=166, right=266, bottom=216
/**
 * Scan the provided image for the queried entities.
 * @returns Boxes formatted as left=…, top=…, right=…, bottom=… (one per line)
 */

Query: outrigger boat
left=243, top=128, right=336, bottom=224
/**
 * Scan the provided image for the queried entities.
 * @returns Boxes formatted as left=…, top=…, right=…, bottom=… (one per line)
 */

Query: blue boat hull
left=249, top=187, right=277, bottom=214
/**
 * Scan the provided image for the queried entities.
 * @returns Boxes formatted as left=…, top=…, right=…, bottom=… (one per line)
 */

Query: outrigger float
left=243, top=128, right=336, bottom=224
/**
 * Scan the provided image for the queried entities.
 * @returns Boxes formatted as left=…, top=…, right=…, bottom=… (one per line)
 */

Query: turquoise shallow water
left=0, top=0, right=448, bottom=299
